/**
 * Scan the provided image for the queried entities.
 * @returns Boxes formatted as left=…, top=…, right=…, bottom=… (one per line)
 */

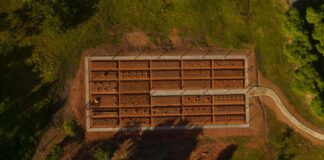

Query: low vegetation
left=93, top=146, right=113, bottom=160
left=0, top=0, right=323, bottom=159
left=45, top=144, right=64, bottom=160
left=63, top=119, right=78, bottom=137
left=267, top=108, right=324, bottom=160
left=283, top=2, right=324, bottom=118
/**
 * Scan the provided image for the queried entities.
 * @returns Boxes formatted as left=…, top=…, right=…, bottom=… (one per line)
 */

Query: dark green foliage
left=63, top=120, right=78, bottom=137
left=46, top=144, right=64, bottom=160
left=267, top=109, right=324, bottom=159
left=94, top=146, right=113, bottom=160
left=284, top=5, right=324, bottom=116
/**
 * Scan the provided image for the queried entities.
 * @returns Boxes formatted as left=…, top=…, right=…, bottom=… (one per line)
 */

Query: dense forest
left=0, top=0, right=323, bottom=159
left=284, top=1, right=324, bottom=117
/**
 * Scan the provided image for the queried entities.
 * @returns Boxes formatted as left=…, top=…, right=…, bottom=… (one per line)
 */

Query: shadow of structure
left=73, top=120, right=239, bottom=160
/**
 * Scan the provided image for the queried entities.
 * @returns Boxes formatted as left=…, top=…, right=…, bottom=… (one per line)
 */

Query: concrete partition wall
left=85, top=53, right=251, bottom=131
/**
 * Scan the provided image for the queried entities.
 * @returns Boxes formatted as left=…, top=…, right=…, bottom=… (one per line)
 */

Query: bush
left=94, top=147, right=113, bottom=160
left=63, top=120, right=78, bottom=137
left=46, top=144, right=64, bottom=160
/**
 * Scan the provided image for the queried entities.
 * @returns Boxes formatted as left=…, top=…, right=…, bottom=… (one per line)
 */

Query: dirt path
left=249, top=86, right=324, bottom=144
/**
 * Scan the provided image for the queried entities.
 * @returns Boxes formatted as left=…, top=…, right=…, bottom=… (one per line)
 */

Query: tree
left=63, top=120, right=78, bottom=137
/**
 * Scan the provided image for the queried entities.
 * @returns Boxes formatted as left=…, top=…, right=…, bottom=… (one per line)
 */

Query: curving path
left=249, top=87, right=324, bottom=141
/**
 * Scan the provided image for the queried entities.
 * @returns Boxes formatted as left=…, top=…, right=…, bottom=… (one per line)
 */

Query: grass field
left=266, top=108, right=324, bottom=159
left=1, top=0, right=324, bottom=159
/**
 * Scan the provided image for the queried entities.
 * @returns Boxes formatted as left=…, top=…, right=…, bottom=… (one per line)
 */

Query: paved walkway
left=249, top=87, right=324, bottom=141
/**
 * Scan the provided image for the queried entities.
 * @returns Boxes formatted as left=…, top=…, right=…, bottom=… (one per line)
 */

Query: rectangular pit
left=152, top=70, right=181, bottom=78
left=183, top=60, right=211, bottom=68
left=87, top=58, right=249, bottom=129
left=214, top=69, right=244, bottom=78
left=151, top=60, right=180, bottom=69
left=152, top=96, right=181, bottom=105
left=119, top=81, right=150, bottom=93
left=119, top=60, right=150, bottom=69
left=92, top=94, right=118, bottom=107
left=213, top=79, right=244, bottom=89
left=119, top=94, right=150, bottom=106
left=213, top=60, right=244, bottom=68
left=182, top=95, right=212, bottom=105
left=182, top=80, right=212, bottom=89
left=91, top=81, right=118, bottom=93
left=91, top=71, right=118, bottom=80
left=152, top=80, right=181, bottom=90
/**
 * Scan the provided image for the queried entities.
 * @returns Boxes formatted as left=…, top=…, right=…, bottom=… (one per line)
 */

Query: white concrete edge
left=86, top=55, right=251, bottom=131
left=150, top=89, right=247, bottom=96
left=89, top=55, right=246, bottom=60
left=85, top=56, right=91, bottom=131
left=87, top=124, right=250, bottom=132
left=250, top=87, right=324, bottom=141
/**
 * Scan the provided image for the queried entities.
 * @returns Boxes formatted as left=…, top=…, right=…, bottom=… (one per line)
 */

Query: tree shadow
left=0, top=44, right=60, bottom=158
left=52, top=0, right=100, bottom=29
left=216, top=144, right=238, bottom=160
left=72, top=120, right=204, bottom=160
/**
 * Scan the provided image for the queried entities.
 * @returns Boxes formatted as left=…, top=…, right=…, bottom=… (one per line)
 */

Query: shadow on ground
left=72, top=119, right=238, bottom=160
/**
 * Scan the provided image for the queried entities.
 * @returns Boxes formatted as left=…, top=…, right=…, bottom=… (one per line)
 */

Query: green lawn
left=267, top=107, right=324, bottom=159
left=1, top=0, right=324, bottom=159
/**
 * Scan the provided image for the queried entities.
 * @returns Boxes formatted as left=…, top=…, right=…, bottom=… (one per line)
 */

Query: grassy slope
left=0, top=0, right=324, bottom=158
left=267, top=108, right=324, bottom=159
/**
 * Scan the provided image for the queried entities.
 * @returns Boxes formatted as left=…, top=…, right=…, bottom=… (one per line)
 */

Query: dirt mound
left=124, top=31, right=149, bottom=48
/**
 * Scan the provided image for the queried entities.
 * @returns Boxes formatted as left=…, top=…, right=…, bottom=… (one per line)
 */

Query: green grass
left=1, top=0, right=324, bottom=159
left=267, top=107, right=324, bottom=159
left=221, top=137, right=264, bottom=160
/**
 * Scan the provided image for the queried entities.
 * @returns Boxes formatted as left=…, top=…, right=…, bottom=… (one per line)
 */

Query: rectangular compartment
left=92, top=108, right=119, bottom=117
left=213, top=79, right=244, bottom=89
left=120, top=107, right=150, bottom=116
left=92, top=94, right=118, bottom=107
left=119, top=81, right=150, bottom=93
left=153, top=116, right=181, bottom=125
left=213, top=105, right=245, bottom=114
left=214, top=69, right=244, bottom=78
left=119, top=60, right=150, bottom=69
left=182, top=106, right=212, bottom=114
left=182, top=80, right=211, bottom=89
left=214, top=115, right=245, bottom=123
left=152, top=80, right=181, bottom=90
left=91, top=71, right=118, bottom=80
left=183, top=116, right=212, bottom=124
left=91, top=81, right=118, bottom=93
left=121, top=117, right=151, bottom=126
left=152, top=96, right=181, bottom=105
left=120, top=70, right=149, bottom=79
left=183, top=70, right=211, bottom=78
left=182, top=95, right=212, bottom=105
left=91, top=61, right=117, bottom=69
left=151, top=60, right=180, bottom=69
left=152, top=106, right=181, bottom=115
left=91, top=118, right=119, bottom=127
left=152, top=70, right=180, bottom=78
left=213, top=60, right=244, bottom=68
left=213, top=95, right=245, bottom=105
left=119, top=94, right=150, bottom=106
left=182, top=60, right=211, bottom=68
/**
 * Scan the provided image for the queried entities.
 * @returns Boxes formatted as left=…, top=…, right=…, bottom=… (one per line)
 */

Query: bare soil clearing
left=88, top=58, right=247, bottom=128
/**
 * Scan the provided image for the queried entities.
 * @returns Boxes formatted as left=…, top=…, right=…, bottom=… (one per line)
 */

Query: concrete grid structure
left=85, top=53, right=251, bottom=132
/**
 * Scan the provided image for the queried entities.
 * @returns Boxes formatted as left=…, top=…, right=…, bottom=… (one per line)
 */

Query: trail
left=249, top=86, right=324, bottom=141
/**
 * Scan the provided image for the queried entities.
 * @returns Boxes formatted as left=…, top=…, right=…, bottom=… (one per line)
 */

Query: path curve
left=249, top=86, right=324, bottom=141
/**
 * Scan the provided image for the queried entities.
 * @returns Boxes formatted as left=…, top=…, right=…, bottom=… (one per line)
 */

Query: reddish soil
left=88, top=59, right=248, bottom=128
left=124, top=31, right=149, bottom=48
left=35, top=48, right=268, bottom=160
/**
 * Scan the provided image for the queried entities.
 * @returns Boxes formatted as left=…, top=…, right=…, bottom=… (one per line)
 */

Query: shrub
left=46, top=144, right=64, bottom=160
left=63, top=119, right=78, bottom=137
left=94, top=147, right=113, bottom=160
